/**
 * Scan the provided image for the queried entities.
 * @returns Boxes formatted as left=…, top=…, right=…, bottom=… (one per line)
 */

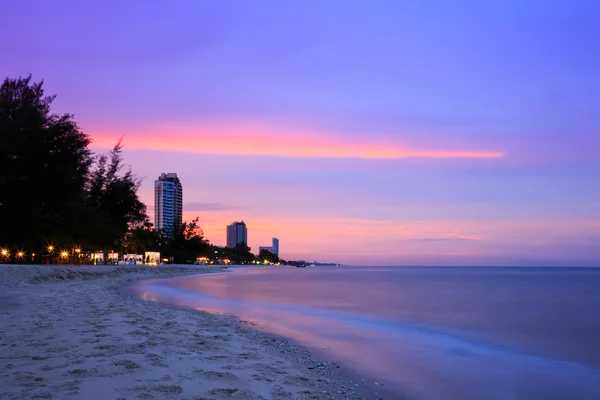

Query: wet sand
left=0, top=265, right=381, bottom=400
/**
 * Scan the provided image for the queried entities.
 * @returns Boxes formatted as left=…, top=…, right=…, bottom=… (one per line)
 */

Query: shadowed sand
left=0, top=265, right=380, bottom=400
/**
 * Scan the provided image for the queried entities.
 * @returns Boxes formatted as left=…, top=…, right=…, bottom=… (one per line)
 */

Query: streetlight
left=1, top=249, right=8, bottom=257
left=48, top=245, right=54, bottom=252
left=17, top=251, right=24, bottom=258
left=74, top=248, right=81, bottom=265
left=60, top=251, right=69, bottom=258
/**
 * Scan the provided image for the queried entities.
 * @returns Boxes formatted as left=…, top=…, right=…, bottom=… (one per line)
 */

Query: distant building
left=227, top=221, right=248, bottom=248
left=259, top=238, right=279, bottom=256
left=154, top=173, right=183, bottom=238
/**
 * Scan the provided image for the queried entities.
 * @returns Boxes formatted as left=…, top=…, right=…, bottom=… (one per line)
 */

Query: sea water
left=132, top=266, right=600, bottom=399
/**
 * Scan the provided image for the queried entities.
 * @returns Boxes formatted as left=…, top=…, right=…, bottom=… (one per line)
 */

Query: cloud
left=90, top=123, right=505, bottom=160
left=406, top=237, right=483, bottom=243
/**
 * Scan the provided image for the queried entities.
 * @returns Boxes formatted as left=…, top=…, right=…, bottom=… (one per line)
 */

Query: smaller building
left=124, top=254, right=144, bottom=265
left=259, top=238, right=279, bottom=256
left=145, top=252, right=161, bottom=265
left=108, top=252, right=119, bottom=264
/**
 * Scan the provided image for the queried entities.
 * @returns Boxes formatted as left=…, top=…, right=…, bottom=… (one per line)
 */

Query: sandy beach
left=0, top=265, right=380, bottom=400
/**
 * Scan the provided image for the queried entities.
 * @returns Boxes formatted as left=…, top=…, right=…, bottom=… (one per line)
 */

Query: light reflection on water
left=131, top=267, right=600, bottom=399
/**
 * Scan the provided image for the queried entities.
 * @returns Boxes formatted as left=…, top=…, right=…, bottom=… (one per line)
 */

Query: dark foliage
left=167, top=217, right=212, bottom=263
left=233, top=242, right=255, bottom=264
left=86, top=140, right=148, bottom=249
left=121, top=219, right=164, bottom=255
left=259, top=249, right=279, bottom=263
left=0, top=76, right=93, bottom=250
left=0, top=76, right=149, bottom=257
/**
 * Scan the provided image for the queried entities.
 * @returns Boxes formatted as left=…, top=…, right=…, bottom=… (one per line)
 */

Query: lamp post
left=1, top=249, right=8, bottom=264
left=47, top=245, right=54, bottom=265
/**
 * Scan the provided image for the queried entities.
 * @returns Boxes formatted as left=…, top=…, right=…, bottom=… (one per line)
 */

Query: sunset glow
left=4, top=0, right=598, bottom=266
left=91, top=125, right=505, bottom=160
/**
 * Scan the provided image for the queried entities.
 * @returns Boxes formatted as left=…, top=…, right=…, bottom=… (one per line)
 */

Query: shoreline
left=0, top=265, right=390, bottom=400
left=128, top=267, right=397, bottom=399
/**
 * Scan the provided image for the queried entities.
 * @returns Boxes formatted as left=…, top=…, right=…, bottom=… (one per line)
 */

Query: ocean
left=132, top=266, right=600, bottom=399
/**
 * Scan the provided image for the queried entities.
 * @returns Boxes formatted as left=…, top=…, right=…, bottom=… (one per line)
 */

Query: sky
left=2, top=0, right=599, bottom=266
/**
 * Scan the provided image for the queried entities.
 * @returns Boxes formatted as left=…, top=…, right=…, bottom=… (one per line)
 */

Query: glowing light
left=48, top=245, right=54, bottom=252
left=1, top=249, right=8, bottom=256
left=75, top=248, right=81, bottom=253
left=60, top=251, right=69, bottom=258
left=17, top=251, right=24, bottom=258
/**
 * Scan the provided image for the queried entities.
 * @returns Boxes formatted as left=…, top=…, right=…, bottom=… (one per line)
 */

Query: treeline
left=0, top=75, right=146, bottom=256
left=125, top=217, right=279, bottom=264
left=0, top=75, right=280, bottom=265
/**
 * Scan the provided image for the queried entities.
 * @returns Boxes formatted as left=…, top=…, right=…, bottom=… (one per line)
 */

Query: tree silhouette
left=167, top=217, right=211, bottom=263
left=0, top=76, right=150, bottom=259
left=259, top=249, right=279, bottom=263
left=0, top=76, right=92, bottom=250
left=233, top=242, right=254, bottom=264
left=86, top=140, right=148, bottom=249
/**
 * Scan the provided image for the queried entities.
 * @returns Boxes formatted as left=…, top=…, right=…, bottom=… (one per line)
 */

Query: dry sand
left=0, top=265, right=382, bottom=400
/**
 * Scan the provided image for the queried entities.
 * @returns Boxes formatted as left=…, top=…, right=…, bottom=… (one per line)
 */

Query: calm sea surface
left=132, top=266, right=600, bottom=399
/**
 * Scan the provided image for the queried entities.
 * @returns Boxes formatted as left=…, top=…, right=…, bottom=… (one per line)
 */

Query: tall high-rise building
left=154, top=173, right=183, bottom=238
left=227, top=221, right=247, bottom=248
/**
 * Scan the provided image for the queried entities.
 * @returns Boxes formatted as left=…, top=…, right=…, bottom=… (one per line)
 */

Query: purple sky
left=2, top=0, right=599, bottom=265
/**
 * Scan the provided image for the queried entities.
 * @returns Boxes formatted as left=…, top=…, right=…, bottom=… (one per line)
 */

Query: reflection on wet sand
left=131, top=267, right=600, bottom=400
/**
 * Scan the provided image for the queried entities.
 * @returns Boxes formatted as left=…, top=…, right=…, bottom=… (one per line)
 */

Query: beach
left=0, top=265, right=379, bottom=400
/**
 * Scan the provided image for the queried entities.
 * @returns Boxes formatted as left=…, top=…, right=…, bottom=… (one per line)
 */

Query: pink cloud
left=90, top=122, right=505, bottom=160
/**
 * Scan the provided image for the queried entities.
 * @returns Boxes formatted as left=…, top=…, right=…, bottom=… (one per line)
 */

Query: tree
left=0, top=75, right=151, bottom=261
left=0, top=76, right=92, bottom=250
left=259, top=249, right=279, bottom=264
left=121, top=218, right=163, bottom=254
left=212, top=245, right=234, bottom=262
left=86, top=140, right=148, bottom=249
left=167, top=217, right=211, bottom=263
left=233, top=242, right=254, bottom=264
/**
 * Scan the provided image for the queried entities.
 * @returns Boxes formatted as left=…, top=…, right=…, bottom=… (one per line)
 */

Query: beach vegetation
left=0, top=75, right=149, bottom=262
left=259, top=248, right=279, bottom=264
left=232, top=242, right=255, bottom=264
left=166, top=217, right=212, bottom=264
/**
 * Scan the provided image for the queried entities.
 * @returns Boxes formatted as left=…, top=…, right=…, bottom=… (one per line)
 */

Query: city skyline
left=3, top=0, right=599, bottom=266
